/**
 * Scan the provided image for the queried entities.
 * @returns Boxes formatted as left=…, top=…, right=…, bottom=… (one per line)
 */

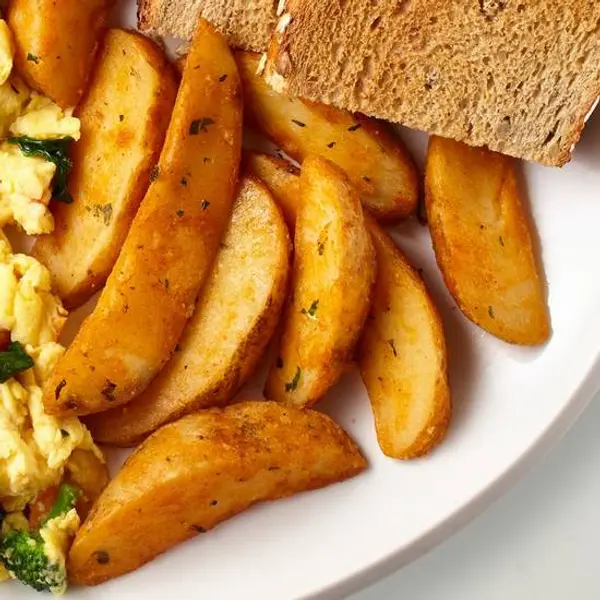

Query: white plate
left=7, top=2, right=600, bottom=599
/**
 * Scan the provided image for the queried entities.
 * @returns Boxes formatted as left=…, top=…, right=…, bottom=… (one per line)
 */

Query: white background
left=352, top=391, right=600, bottom=600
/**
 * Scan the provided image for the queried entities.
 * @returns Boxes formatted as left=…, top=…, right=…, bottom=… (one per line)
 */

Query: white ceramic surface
left=6, top=2, right=600, bottom=598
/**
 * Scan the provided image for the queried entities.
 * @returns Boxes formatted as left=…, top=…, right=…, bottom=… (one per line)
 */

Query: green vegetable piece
left=0, top=530, right=65, bottom=593
left=7, top=136, right=75, bottom=204
left=0, top=341, right=34, bottom=383
left=0, top=483, right=81, bottom=593
left=42, top=483, right=80, bottom=526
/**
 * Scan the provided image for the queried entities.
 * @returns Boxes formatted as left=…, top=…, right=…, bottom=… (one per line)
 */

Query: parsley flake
left=189, top=118, right=215, bottom=135
left=27, top=53, right=40, bottom=64
left=301, top=299, right=319, bottom=320
left=285, top=367, right=302, bottom=392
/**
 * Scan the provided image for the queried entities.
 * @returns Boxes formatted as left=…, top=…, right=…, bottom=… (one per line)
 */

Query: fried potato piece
left=86, top=177, right=291, bottom=446
left=264, top=156, right=375, bottom=408
left=33, top=29, right=178, bottom=309
left=43, top=19, right=242, bottom=416
left=7, top=0, right=113, bottom=107
left=237, top=51, right=418, bottom=221
left=359, top=218, right=451, bottom=458
left=68, top=401, right=366, bottom=585
left=245, top=151, right=300, bottom=229
left=425, top=136, right=550, bottom=345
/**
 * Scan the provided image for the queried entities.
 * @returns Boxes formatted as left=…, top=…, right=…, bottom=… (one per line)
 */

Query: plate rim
left=306, top=349, right=600, bottom=599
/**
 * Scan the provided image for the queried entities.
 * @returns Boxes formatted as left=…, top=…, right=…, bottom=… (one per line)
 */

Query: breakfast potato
left=43, top=19, right=242, bottom=416
left=68, top=401, right=366, bottom=585
left=86, top=177, right=291, bottom=446
left=359, top=218, right=451, bottom=458
left=237, top=51, right=418, bottom=221
left=245, top=151, right=300, bottom=229
left=7, top=0, right=113, bottom=107
left=33, top=29, right=178, bottom=309
left=425, top=136, right=550, bottom=345
left=264, top=156, right=375, bottom=408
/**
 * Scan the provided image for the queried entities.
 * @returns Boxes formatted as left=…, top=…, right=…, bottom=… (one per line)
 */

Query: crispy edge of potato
left=264, top=155, right=376, bottom=408
left=32, top=28, right=178, bottom=309
left=85, top=176, right=292, bottom=446
left=359, top=218, right=451, bottom=458
left=244, top=151, right=301, bottom=230
left=67, top=401, right=366, bottom=585
left=236, top=51, right=418, bottom=221
left=42, top=19, right=243, bottom=417
left=425, top=136, right=550, bottom=345
left=7, top=0, right=113, bottom=107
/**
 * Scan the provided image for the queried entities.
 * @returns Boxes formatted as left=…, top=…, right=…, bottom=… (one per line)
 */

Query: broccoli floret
left=0, top=483, right=80, bottom=594
left=0, top=530, right=65, bottom=593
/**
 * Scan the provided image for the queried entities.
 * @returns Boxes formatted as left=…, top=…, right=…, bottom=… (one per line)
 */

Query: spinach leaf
left=0, top=341, right=34, bottom=383
left=8, top=136, right=75, bottom=204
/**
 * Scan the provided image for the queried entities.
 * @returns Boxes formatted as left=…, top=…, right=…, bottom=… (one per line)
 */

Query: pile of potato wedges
left=9, top=4, right=550, bottom=584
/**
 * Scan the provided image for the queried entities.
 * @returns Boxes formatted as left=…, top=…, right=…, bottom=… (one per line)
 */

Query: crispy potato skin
left=359, top=219, right=451, bottom=458
left=43, top=20, right=242, bottom=416
left=245, top=151, right=301, bottom=229
left=7, top=0, right=114, bottom=107
left=33, top=29, right=178, bottom=309
left=86, top=177, right=291, bottom=446
left=264, top=156, right=376, bottom=408
left=68, top=402, right=366, bottom=585
left=236, top=51, right=418, bottom=221
left=425, top=136, right=550, bottom=345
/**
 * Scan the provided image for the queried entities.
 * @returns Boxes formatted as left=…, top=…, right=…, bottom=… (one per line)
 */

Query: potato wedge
left=86, top=177, right=291, bottom=446
left=425, top=136, right=550, bottom=345
left=264, top=155, right=375, bottom=408
left=68, top=401, right=366, bottom=585
left=43, top=19, right=242, bottom=417
left=237, top=51, right=418, bottom=221
left=32, top=29, right=178, bottom=309
left=245, top=151, right=300, bottom=229
left=7, top=0, right=113, bottom=107
left=358, top=218, right=451, bottom=458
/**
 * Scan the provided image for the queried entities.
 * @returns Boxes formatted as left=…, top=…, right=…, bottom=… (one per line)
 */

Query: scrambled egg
left=0, top=18, right=80, bottom=235
left=0, top=18, right=91, bottom=591
left=39, top=508, right=80, bottom=594
left=0, top=232, right=102, bottom=509
left=0, top=232, right=67, bottom=347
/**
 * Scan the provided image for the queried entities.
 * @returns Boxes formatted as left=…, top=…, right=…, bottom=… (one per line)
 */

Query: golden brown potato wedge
left=264, top=155, right=375, bottom=408
left=237, top=51, right=418, bottom=221
left=359, top=218, right=451, bottom=459
left=245, top=151, right=300, bottom=229
left=33, top=29, right=178, bottom=309
left=425, top=136, right=550, bottom=345
left=86, top=177, right=291, bottom=446
left=7, top=0, right=113, bottom=107
left=43, top=19, right=242, bottom=417
left=68, top=401, right=366, bottom=585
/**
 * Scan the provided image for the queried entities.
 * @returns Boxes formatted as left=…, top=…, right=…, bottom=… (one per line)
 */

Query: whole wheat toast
left=264, top=0, right=600, bottom=165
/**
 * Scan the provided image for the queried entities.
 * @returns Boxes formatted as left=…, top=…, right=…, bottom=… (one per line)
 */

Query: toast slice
left=138, top=0, right=278, bottom=51
left=264, top=0, right=600, bottom=165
